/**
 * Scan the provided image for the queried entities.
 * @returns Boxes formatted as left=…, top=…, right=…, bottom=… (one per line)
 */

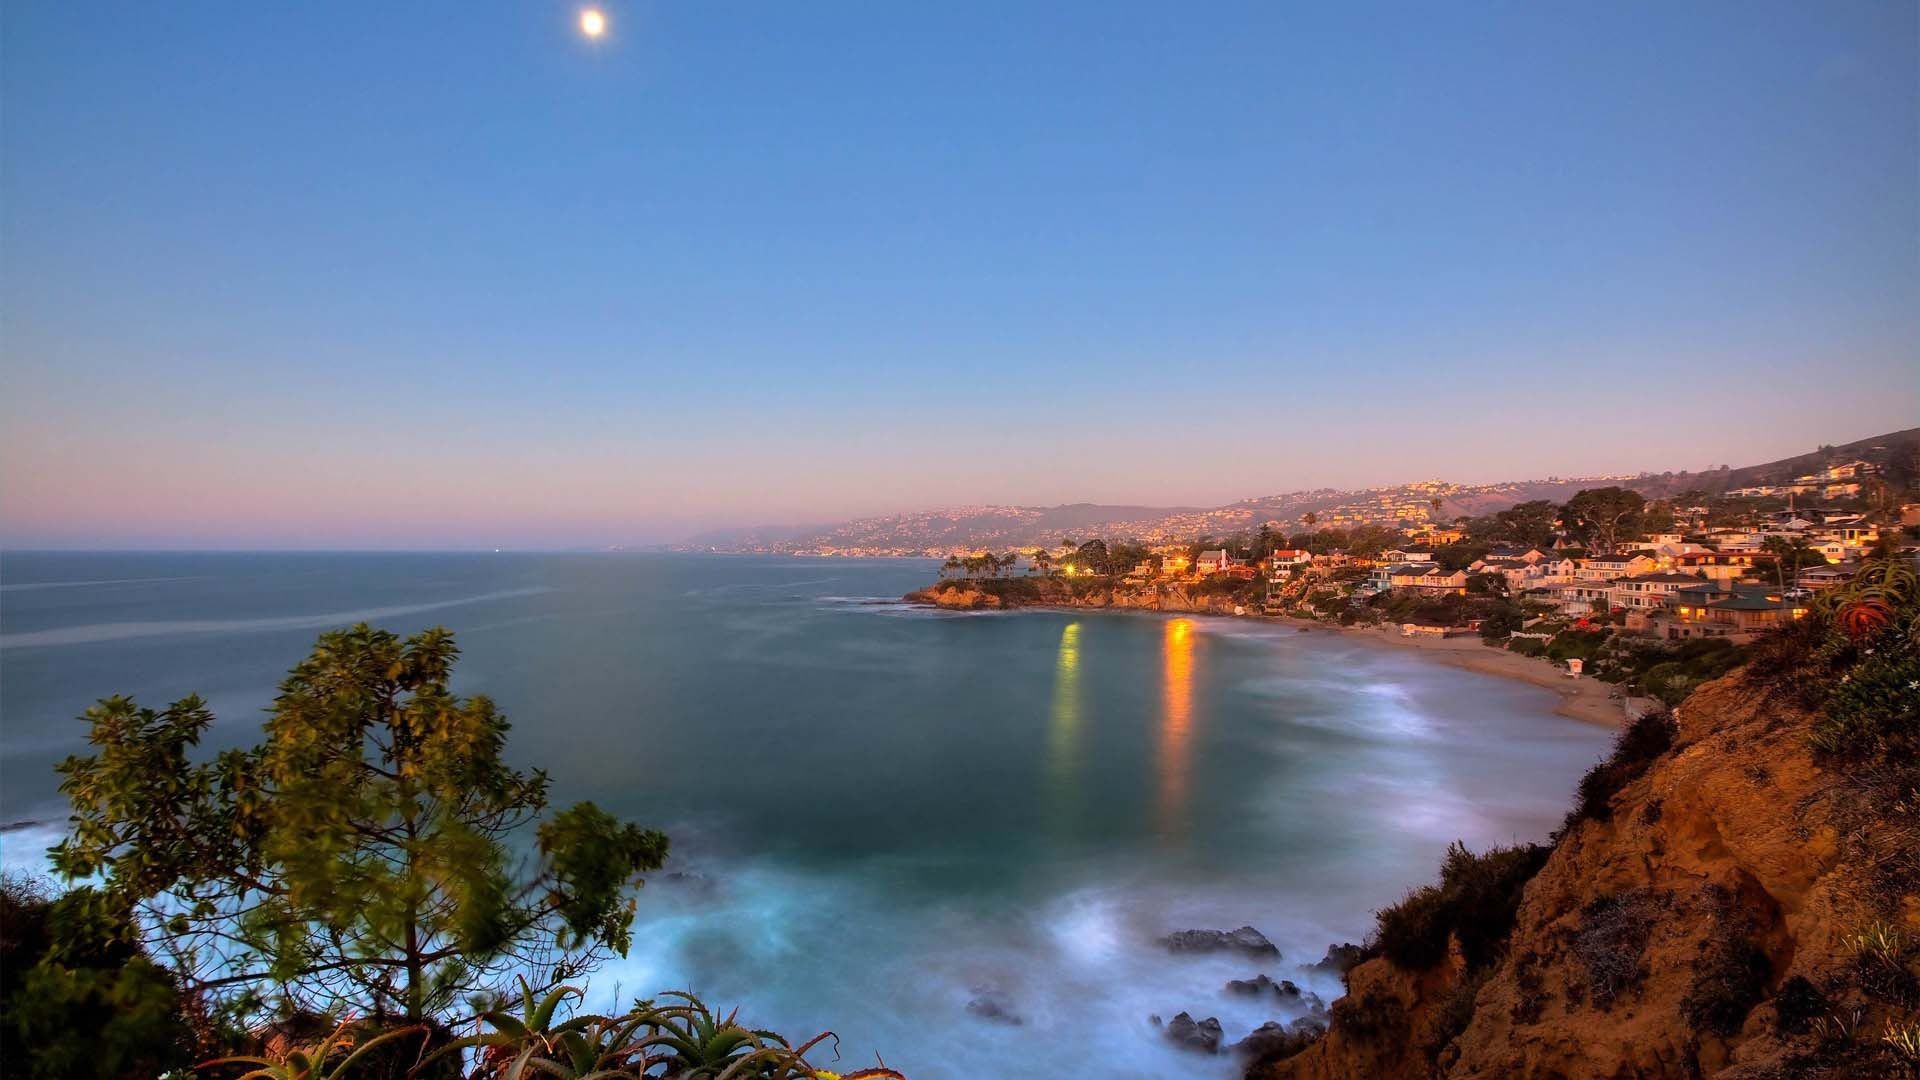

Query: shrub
left=1771, top=975, right=1830, bottom=1035
left=1372, top=842, right=1550, bottom=973
left=1573, top=890, right=1664, bottom=1008
left=1809, top=645, right=1920, bottom=763
left=1683, top=935, right=1771, bottom=1036
left=1330, top=988, right=1407, bottom=1044
left=1563, top=709, right=1677, bottom=831
left=1, top=877, right=204, bottom=1079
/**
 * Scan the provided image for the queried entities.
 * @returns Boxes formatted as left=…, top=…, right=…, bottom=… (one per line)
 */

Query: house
left=1797, top=564, right=1856, bottom=591
left=1673, top=550, right=1774, bottom=583
left=1482, top=547, right=1548, bottom=564
left=1387, top=565, right=1469, bottom=596
left=1612, top=571, right=1709, bottom=612
left=1646, top=582, right=1808, bottom=642
left=1382, top=549, right=1434, bottom=564
left=1264, top=549, right=1312, bottom=578
left=1576, top=553, right=1656, bottom=581
left=1194, top=549, right=1234, bottom=575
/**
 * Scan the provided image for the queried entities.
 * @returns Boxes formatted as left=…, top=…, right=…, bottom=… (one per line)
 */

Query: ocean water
left=0, top=552, right=1611, bottom=1078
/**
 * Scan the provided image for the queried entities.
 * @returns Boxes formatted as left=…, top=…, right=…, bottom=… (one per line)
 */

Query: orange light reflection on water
left=1159, top=618, right=1194, bottom=839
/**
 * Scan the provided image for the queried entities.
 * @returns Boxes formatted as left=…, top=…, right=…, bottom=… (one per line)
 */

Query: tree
left=1492, top=500, right=1558, bottom=549
left=52, top=625, right=669, bottom=1027
left=1761, top=535, right=1824, bottom=591
left=1561, top=487, right=1647, bottom=554
left=1074, top=539, right=1111, bottom=575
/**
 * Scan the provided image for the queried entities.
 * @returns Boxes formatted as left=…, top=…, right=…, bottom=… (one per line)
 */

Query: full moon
left=579, top=8, right=607, bottom=39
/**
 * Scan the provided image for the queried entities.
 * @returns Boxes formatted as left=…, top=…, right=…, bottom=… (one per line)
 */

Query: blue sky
left=2, top=1, right=1915, bottom=547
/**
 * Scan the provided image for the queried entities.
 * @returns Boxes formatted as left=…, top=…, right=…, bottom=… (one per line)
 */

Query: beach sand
left=1331, top=624, right=1628, bottom=728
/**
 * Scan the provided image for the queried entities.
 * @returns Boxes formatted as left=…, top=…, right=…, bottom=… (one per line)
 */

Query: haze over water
left=0, top=553, right=1612, bottom=1077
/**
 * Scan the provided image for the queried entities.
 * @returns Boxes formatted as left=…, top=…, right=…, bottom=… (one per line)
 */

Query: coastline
left=906, top=584, right=1630, bottom=729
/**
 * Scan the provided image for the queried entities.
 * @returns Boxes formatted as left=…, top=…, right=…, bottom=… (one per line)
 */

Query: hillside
left=678, top=428, right=1919, bottom=555
left=1249, top=564, right=1920, bottom=1079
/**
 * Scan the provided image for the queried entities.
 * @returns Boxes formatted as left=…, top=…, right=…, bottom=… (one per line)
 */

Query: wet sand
left=1330, top=624, right=1627, bottom=728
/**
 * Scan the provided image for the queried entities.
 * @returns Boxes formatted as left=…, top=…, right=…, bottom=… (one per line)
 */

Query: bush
left=1810, top=644, right=1920, bottom=763
left=1573, top=890, right=1664, bottom=1008
left=1772, top=974, right=1830, bottom=1035
left=1563, top=709, right=1677, bottom=831
left=1329, top=988, right=1408, bottom=1044
left=1683, top=935, right=1771, bottom=1036
left=0, top=878, right=204, bottom=1080
left=1372, top=842, right=1550, bottom=973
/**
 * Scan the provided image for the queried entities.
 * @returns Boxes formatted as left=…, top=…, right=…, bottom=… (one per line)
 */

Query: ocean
left=0, top=551, right=1611, bottom=1078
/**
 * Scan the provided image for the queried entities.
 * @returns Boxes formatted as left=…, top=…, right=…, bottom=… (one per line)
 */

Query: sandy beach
left=1327, top=623, right=1629, bottom=728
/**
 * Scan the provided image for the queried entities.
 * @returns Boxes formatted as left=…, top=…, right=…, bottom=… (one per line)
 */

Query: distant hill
left=677, top=428, right=1918, bottom=555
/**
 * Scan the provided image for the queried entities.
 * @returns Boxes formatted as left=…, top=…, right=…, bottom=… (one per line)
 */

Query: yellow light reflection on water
left=1045, top=622, right=1083, bottom=832
left=1159, top=618, right=1194, bottom=839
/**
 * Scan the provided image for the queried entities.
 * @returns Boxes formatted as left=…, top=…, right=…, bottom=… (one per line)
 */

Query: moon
left=579, top=8, right=607, bottom=39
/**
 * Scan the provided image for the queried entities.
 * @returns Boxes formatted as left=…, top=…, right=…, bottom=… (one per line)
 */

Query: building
left=1386, top=565, right=1469, bottom=596
left=1194, top=549, right=1234, bottom=575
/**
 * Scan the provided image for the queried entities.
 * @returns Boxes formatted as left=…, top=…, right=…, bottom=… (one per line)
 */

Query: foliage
left=1563, top=709, right=1677, bottom=830
left=1561, top=487, right=1646, bottom=554
left=422, top=979, right=904, bottom=1080
left=1749, top=557, right=1920, bottom=766
left=1572, top=890, right=1663, bottom=1009
left=1771, top=975, right=1830, bottom=1035
left=51, top=624, right=670, bottom=1026
left=1682, top=934, right=1771, bottom=1036
left=1328, top=988, right=1407, bottom=1044
left=1371, top=842, right=1550, bottom=973
left=1489, top=500, right=1559, bottom=549
left=0, top=875, right=205, bottom=1080
left=199, top=1022, right=429, bottom=1080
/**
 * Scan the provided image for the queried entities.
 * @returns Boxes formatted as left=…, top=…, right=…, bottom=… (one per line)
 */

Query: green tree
left=1492, top=500, right=1559, bottom=549
left=1562, top=487, right=1647, bottom=554
left=51, top=625, right=669, bottom=1027
left=1074, top=539, right=1111, bottom=575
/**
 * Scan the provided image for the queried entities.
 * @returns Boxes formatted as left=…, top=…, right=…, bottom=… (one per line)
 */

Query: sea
left=0, top=551, right=1611, bottom=1078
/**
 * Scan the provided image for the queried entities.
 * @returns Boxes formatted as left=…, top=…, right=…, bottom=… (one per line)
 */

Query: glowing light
left=579, top=7, right=607, bottom=38
left=1158, top=618, right=1195, bottom=841
left=1046, top=623, right=1084, bottom=832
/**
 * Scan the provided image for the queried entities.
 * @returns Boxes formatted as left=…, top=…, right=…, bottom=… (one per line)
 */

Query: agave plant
left=422, top=982, right=905, bottom=1080
left=421, top=978, right=637, bottom=1079
left=626, top=991, right=827, bottom=1079
left=198, top=1022, right=427, bottom=1080
left=1837, top=596, right=1897, bottom=641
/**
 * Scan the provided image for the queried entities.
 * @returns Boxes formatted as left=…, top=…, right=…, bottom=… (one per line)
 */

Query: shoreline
left=909, top=588, right=1631, bottom=729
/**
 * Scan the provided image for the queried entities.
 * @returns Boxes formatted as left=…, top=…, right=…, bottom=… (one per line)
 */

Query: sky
left=2, top=1, right=1915, bottom=549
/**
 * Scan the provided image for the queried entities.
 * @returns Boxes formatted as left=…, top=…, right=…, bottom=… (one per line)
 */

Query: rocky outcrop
left=1161, top=925, right=1283, bottom=958
left=1160, top=1012, right=1226, bottom=1054
left=1253, top=672, right=1920, bottom=1080
left=905, top=578, right=1254, bottom=616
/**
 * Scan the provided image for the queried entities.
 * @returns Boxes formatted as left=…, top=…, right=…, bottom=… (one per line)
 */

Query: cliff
left=1253, top=667, right=1920, bottom=1079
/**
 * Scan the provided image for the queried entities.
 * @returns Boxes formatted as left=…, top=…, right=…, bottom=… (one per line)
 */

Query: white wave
left=0, top=587, right=555, bottom=648
left=0, top=575, right=207, bottom=592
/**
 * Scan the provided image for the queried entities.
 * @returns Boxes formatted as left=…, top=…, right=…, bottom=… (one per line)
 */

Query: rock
left=1225, top=974, right=1305, bottom=998
left=1160, top=925, right=1280, bottom=958
left=1162, top=1011, right=1224, bottom=1054
left=1232, top=1016, right=1327, bottom=1060
left=1306, top=942, right=1367, bottom=977
left=964, top=988, right=1022, bottom=1026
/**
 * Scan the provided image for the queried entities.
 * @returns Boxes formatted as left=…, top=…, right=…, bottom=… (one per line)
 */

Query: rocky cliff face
left=1254, top=672, right=1920, bottom=1079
